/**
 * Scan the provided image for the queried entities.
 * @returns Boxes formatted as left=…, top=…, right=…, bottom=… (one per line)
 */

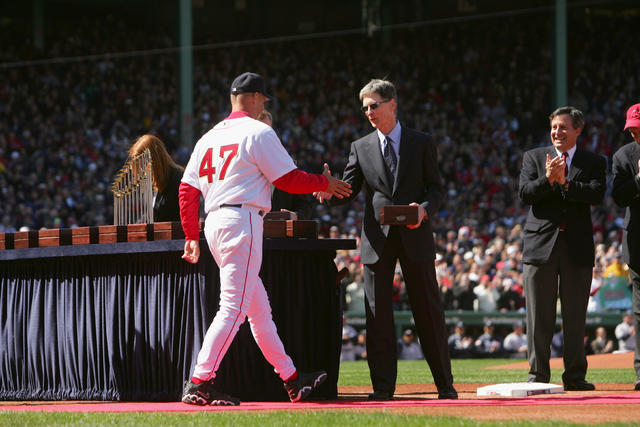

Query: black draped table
left=0, top=238, right=355, bottom=401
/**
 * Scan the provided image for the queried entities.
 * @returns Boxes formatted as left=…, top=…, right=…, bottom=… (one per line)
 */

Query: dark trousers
left=363, top=227, right=453, bottom=393
left=524, top=233, right=592, bottom=383
left=630, top=268, right=640, bottom=380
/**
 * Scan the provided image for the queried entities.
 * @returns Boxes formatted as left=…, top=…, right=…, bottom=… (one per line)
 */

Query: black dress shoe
left=437, top=385, right=458, bottom=399
left=563, top=380, right=595, bottom=391
left=634, top=380, right=640, bottom=391
left=368, top=391, right=393, bottom=401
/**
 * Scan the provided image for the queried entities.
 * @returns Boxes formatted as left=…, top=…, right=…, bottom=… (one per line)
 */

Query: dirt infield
left=486, top=350, right=634, bottom=370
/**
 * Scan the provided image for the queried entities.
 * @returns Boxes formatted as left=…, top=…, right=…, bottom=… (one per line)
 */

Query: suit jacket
left=334, top=126, right=445, bottom=264
left=154, top=167, right=183, bottom=222
left=612, top=141, right=640, bottom=271
left=271, top=187, right=313, bottom=220
left=518, top=146, right=606, bottom=266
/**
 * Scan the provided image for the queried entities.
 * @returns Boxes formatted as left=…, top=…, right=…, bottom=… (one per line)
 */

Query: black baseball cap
left=230, top=72, right=272, bottom=99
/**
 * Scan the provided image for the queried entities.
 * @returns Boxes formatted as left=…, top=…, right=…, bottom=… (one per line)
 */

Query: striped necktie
left=383, top=136, right=398, bottom=179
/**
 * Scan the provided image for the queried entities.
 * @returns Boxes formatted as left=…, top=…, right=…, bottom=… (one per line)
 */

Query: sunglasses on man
left=361, top=99, right=391, bottom=113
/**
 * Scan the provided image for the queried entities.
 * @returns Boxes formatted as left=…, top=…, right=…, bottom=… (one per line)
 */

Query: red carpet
left=2, top=394, right=640, bottom=412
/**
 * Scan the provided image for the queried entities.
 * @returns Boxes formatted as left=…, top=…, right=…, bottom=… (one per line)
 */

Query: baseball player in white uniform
left=178, top=72, right=351, bottom=406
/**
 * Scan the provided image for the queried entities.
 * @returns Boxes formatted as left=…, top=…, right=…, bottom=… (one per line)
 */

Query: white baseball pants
left=191, top=205, right=296, bottom=382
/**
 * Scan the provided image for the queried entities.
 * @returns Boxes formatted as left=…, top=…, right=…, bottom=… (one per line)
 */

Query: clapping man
left=519, top=106, right=606, bottom=390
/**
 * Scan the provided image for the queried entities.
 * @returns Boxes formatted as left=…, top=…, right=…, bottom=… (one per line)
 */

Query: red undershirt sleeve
left=272, top=169, right=329, bottom=194
left=179, top=182, right=201, bottom=241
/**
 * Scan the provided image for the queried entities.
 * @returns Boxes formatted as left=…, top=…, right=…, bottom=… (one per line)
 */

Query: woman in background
left=129, top=134, right=184, bottom=222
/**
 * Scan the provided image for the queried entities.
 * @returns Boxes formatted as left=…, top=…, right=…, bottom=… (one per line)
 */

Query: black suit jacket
left=612, top=142, right=640, bottom=271
left=271, top=187, right=313, bottom=220
left=334, top=126, right=445, bottom=264
left=518, top=146, right=606, bottom=266
left=154, top=167, right=183, bottom=222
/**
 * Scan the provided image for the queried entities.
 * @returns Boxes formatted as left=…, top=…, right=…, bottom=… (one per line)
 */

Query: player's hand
left=182, top=240, right=200, bottom=264
left=406, top=202, right=427, bottom=229
left=322, top=163, right=351, bottom=199
left=637, top=159, right=640, bottom=179
left=314, top=191, right=332, bottom=203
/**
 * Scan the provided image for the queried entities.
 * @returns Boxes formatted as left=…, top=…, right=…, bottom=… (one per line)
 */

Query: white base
left=477, top=382, right=564, bottom=397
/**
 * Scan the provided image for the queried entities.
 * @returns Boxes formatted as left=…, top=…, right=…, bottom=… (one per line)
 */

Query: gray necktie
left=383, top=136, right=398, bottom=179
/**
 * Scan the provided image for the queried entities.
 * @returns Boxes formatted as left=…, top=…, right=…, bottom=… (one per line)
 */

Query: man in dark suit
left=271, top=186, right=313, bottom=219
left=519, top=106, right=606, bottom=390
left=318, top=78, right=456, bottom=400
left=611, top=103, right=640, bottom=391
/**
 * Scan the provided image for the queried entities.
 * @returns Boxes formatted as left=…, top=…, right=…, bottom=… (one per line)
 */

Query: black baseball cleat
left=181, top=379, right=240, bottom=406
left=284, top=371, right=327, bottom=402
left=634, top=380, right=640, bottom=391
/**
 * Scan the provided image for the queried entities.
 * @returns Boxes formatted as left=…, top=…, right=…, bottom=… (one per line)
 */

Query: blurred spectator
left=392, top=271, right=406, bottom=311
left=340, top=317, right=358, bottom=362
left=448, top=321, right=473, bottom=359
left=614, top=310, right=636, bottom=353
left=473, top=274, right=499, bottom=312
left=473, top=321, right=502, bottom=358
left=497, top=278, right=524, bottom=312
left=603, top=253, right=629, bottom=278
left=587, top=266, right=604, bottom=313
left=457, top=226, right=474, bottom=253
left=451, top=272, right=476, bottom=311
left=440, top=282, right=455, bottom=311
left=397, top=329, right=424, bottom=361
left=344, top=269, right=365, bottom=312
left=503, top=321, right=528, bottom=359
left=590, top=327, right=613, bottom=354
left=0, top=216, right=17, bottom=233
left=551, top=328, right=564, bottom=358
left=354, top=330, right=367, bottom=361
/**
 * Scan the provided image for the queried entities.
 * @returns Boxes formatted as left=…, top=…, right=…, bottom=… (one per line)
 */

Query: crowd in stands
left=1, top=9, right=638, bottom=347
left=342, top=311, right=636, bottom=361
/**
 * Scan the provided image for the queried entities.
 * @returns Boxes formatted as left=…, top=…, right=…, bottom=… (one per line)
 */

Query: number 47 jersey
left=181, top=112, right=297, bottom=214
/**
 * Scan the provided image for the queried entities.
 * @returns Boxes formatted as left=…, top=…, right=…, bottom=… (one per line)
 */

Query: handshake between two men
left=320, top=162, right=352, bottom=200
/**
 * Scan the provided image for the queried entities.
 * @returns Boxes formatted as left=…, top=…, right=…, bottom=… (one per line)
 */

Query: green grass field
left=0, top=359, right=636, bottom=427
left=339, top=359, right=635, bottom=386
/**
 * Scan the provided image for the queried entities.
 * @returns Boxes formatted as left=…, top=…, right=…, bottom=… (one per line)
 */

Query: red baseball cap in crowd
left=624, top=103, right=640, bottom=130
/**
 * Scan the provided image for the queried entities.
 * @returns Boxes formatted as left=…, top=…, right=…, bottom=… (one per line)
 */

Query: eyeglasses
left=361, top=99, right=390, bottom=113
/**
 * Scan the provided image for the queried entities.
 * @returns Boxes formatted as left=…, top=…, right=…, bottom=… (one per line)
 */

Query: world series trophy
left=112, top=148, right=153, bottom=225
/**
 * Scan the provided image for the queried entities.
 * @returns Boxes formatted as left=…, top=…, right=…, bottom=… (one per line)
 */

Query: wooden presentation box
left=0, top=222, right=187, bottom=250
left=263, top=211, right=298, bottom=221
left=380, top=205, right=419, bottom=225
left=263, top=220, right=318, bottom=238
